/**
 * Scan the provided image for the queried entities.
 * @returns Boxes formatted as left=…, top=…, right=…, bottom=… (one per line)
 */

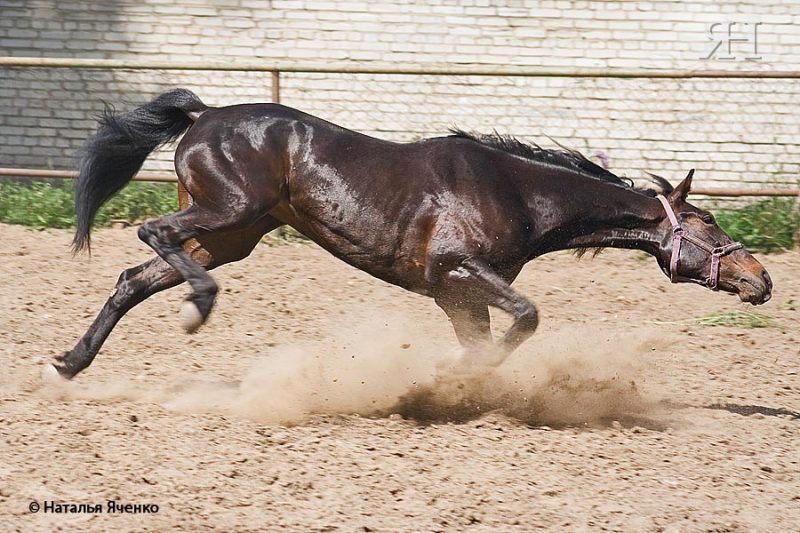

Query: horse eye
left=701, top=214, right=715, bottom=224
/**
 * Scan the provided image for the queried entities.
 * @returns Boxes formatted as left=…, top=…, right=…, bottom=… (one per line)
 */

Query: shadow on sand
left=379, top=372, right=670, bottom=431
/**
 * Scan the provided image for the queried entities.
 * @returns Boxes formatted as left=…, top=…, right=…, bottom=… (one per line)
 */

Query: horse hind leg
left=52, top=218, right=280, bottom=379
left=51, top=256, right=183, bottom=378
left=138, top=163, right=280, bottom=332
left=137, top=202, right=279, bottom=332
left=175, top=217, right=280, bottom=332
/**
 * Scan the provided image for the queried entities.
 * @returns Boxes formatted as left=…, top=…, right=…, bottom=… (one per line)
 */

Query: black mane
left=449, top=129, right=633, bottom=188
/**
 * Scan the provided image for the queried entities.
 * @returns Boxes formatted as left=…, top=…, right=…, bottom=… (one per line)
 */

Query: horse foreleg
left=435, top=258, right=539, bottom=367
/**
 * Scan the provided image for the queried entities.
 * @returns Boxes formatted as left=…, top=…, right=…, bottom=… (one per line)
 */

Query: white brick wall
left=1, top=0, right=799, bottom=198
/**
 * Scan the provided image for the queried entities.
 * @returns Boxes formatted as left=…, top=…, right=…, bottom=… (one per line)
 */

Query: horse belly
left=269, top=199, right=431, bottom=294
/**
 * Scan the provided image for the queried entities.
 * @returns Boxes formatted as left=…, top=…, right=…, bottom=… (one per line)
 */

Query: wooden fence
left=1, top=56, right=798, bottom=199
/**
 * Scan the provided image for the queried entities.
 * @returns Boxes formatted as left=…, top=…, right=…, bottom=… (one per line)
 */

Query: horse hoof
left=180, top=301, right=204, bottom=334
left=41, top=364, right=69, bottom=384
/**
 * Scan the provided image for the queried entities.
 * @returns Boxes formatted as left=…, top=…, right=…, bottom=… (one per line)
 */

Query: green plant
left=654, top=310, right=777, bottom=329
left=714, top=197, right=799, bottom=252
left=95, top=181, right=179, bottom=227
left=0, top=180, right=178, bottom=229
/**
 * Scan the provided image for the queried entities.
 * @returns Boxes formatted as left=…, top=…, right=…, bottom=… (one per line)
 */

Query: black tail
left=72, top=88, right=208, bottom=253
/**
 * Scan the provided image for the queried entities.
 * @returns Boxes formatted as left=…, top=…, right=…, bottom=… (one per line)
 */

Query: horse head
left=645, top=170, right=772, bottom=304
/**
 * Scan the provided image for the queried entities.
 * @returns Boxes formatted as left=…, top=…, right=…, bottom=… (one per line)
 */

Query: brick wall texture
left=1, top=0, right=799, bottom=197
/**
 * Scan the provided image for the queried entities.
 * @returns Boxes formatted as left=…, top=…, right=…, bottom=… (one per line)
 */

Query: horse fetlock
left=49, top=351, right=80, bottom=380
left=198, top=279, right=219, bottom=297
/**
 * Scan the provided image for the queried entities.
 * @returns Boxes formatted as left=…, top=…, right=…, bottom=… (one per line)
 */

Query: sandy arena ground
left=1, top=222, right=798, bottom=532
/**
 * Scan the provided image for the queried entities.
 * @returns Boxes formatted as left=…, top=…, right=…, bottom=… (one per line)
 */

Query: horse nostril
left=761, top=270, right=773, bottom=290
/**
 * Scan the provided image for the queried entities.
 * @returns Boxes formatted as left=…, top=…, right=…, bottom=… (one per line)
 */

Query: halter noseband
left=655, top=195, right=743, bottom=290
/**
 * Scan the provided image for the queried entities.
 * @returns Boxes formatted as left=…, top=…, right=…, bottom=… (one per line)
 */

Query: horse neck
left=524, top=169, right=666, bottom=255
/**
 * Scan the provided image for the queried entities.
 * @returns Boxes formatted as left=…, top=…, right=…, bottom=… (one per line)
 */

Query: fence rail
left=3, top=56, right=799, bottom=199
left=3, top=56, right=800, bottom=78
left=0, top=167, right=177, bottom=183
left=1, top=167, right=797, bottom=198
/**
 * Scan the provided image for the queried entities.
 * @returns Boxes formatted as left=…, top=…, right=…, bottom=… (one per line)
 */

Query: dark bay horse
left=49, top=88, right=772, bottom=379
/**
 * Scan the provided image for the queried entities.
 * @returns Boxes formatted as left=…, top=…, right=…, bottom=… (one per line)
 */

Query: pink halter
left=656, top=195, right=743, bottom=290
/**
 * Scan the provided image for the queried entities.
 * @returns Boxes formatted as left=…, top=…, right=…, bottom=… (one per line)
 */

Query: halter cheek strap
left=655, top=195, right=743, bottom=290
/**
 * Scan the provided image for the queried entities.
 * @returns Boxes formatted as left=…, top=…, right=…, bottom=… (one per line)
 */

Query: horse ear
left=669, top=169, right=694, bottom=201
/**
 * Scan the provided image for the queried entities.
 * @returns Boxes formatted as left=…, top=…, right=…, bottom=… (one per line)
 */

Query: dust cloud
left=46, top=315, right=670, bottom=427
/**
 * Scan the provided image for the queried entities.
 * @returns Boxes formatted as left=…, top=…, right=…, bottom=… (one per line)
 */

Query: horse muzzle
left=731, top=268, right=772, bottom=305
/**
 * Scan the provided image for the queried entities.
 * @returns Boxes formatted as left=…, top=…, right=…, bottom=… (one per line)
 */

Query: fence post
left=271, top=70, right=280, bottom=104
left=269, top=69, right=284, bottom=239
left=794, top=192, right=800, bottom=246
